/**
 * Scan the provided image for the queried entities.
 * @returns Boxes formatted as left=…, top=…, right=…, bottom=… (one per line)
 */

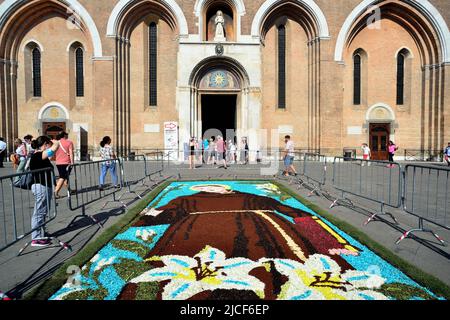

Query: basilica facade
left=1, top=0, right=449, bottom=160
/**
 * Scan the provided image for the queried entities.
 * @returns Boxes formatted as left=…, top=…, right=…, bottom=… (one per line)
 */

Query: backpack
left=10, top=153, right=19, bottom=165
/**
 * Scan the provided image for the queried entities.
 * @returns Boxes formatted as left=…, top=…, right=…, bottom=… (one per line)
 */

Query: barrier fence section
left=0, top=168, right=69, bottom=254
left=404, top=149, right=444, bottom=162
left=398, top=164, right=449, bottom=245
left=331, top=157, right=402, bottom=225
left=293, top=153, right=327, bottom=196
left=112, top=155, right=148, bottom=206
left=67, top=159, right=123, bottom=226
left=145, top=152, right=165, bottom=176
left=112, top=154, right=164, bottom=207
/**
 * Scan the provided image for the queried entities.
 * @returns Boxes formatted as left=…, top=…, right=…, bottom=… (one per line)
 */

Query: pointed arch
left=0, top=0, right=102, bottom=58
left=251, top=0, right=329, bottom=40
left=334, top=0, right=450, bottom=64
left=107, top=0, right=188, bottom=38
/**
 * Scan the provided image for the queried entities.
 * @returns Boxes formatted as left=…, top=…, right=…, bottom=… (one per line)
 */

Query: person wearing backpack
left=29, top=136, right=60, bottom=247
left=54, top=131, right=74, bottom=199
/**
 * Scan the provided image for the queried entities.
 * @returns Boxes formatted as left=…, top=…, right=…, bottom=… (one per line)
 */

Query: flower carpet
left=50, top=181, right=444, bottom=300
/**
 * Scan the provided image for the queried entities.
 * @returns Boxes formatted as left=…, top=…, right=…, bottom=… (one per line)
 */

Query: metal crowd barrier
left=67, top=159, right=123, bottom=227
left=294, top=153, right=327, bottom=196
left=145, top=152, right=165, bottom=177
left=404, top=149, right=444, bottom=162
left=331, top=157, right=402, bottom=225
left=0, top=168, right=70, bottom=254
left=398, top=165, right=449, bottom=245
left=106, top=153, right=164, bottom=208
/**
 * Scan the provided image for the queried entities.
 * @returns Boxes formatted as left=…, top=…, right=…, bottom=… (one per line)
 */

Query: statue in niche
left=214, top=10, right=226, bottom=42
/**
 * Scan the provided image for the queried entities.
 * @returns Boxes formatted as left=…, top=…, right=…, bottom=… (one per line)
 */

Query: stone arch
left=194, top=0, right=246, bottom=41
left=106, top=0, right=188, bottom=38
left=366, top=103, right=396, bottom=122
left=38, top=102, right=70, bottom=120
left=0, top=0, right=102, bottom=58
left=251, top=0, right=329, bottom=40
left=334, top=0, right=450, bottom=64
left=22, top=39, right=44, bottom=53
left=189, top=56, right=250, bottom=89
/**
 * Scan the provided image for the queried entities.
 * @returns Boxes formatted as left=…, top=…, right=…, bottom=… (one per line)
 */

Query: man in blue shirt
left=444, top=142, right=450, bottom=166
left=0, top=137, right=6, bottom=168
left=203, top=138, right=209, bottom=164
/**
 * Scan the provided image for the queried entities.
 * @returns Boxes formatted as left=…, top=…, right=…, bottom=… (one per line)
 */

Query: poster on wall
left=164, top=121, right=179, bottom=161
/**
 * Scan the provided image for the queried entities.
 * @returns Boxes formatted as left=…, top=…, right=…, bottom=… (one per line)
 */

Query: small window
left=149, top=22, right=157, bottom=106
left=278, top=24, right=286, bottom=109
left=32, top=48, right=41, bottom=97
left=396, top=53, right=405, bottom=105
left=353, top=54, right=361, bottom=105
left=75, top=48, right=84, bottom=97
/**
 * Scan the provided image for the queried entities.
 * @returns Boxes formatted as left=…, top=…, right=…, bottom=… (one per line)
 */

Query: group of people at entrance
left=188, top=136, right=249, bottom=169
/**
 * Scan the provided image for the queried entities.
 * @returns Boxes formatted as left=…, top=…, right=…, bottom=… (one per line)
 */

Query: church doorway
left=201, top=94, right=237, bottom=140
left=43, top=122, right=66, bottom=140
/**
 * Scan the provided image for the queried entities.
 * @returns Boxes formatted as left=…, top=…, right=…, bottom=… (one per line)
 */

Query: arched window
left=278, top=24, right=286, bottom=109
left=75, top=47, right=84, bottom=97
left=149, top=22, right=157, bottom=106
left=32, top=48, right=41, bottom=97
left=396, top=52, right=405, bottom=105
left=353, top=54, right=361, bottom=105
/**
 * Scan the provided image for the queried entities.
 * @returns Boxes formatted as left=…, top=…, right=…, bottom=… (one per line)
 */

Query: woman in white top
left=229, top=140, right=237, bottom=163
left=99, top=136, right=119, bottom=191
left=14, top=138, right=28, bottom=175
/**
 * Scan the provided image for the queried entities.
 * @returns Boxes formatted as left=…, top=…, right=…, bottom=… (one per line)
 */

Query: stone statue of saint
left=214, top=10, right=226, bottom=41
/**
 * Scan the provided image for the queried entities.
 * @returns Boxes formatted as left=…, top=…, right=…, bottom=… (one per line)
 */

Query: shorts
left=217, top=152, right=226, bottom=161
left=284, top=156, right=294, bottom=166
left=57, top=164, right=72, bottom=180
left=363, top=154, right=369, bottom=160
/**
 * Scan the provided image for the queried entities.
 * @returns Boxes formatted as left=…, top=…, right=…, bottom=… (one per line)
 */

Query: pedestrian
left=216, top=136, right=227, bottom=169
left=99, top=136, right=119, bottom=191
left=0, top=137, right=6, bottom=168
left=388, top=140, right=399, bottom=168
left=54, top=131, right=74, bottom=199
left=23, top=134, right=35, bottom=170
left=240, top=137, right=249, bottom=165
left=23, top=135, right=34, bottom=156
left=203, top=138, right=209, bottom=164
left=283, top=135, right=297, bottom=176
left=189, top=137, right=195, bottom=170
left=29, top=136, right=60, bottom=246
left=361, top=143, right=371, bottom=166
left=229, top=139, right=237, bottom=164
left=444, top=142, right=450, bottom=166
left=208, top=136, right=216, bottom=165
left=14, top=138, right=28, bottom=175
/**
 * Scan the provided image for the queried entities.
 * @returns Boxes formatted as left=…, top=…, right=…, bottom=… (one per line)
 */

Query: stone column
left=178, top=86, right=191, bottom=160
left=247, top=87, right=262, bottom=162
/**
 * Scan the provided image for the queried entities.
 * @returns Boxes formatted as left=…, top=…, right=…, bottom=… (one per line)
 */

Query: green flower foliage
left=374, top=283, right=437, bottom=300
left=114, top=260, right=153, bottom=282
left=135, top=282, right=159, bottom=300
left=111, top=239, right=152, bottom=258
left=63, top=287, right=108, bottom=301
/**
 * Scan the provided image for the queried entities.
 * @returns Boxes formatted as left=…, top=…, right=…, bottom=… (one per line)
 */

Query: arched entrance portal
left=189, top=56, right=251, bottom=150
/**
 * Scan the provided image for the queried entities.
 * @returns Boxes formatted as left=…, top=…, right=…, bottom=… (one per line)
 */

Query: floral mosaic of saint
left=119, top=184, right=362, bottom=299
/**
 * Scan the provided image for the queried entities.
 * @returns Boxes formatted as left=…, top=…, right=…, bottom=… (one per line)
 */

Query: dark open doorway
left=201, top=94, right=237, bottom=140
